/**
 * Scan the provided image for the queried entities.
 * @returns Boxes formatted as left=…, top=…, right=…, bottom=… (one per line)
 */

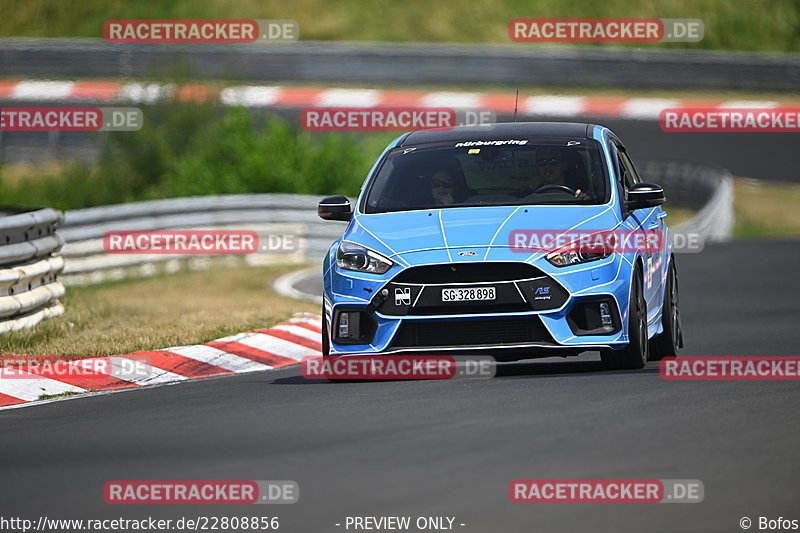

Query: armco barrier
left=59, top=161, right=732, bottom=286
left=58, top=194, right=345, bottom=285
left=0, top=208, right=65, bottom=333
left=639, top=161, right=734, bottom=242
left=0, top=39, right=798, bottom=92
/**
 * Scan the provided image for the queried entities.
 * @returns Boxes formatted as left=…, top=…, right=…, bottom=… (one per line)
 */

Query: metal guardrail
left=1, top=38, right=798, bottom=92
left=59, top=194, right=342, bottom=285
left=640, top=161, right=734, bottom=244
left=60, top=161, right=733, bottom=286
left=0, top=208, right=65, bottom=333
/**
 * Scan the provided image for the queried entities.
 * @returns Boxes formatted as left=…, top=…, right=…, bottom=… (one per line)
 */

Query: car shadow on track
left=266, top=356, right=660, bottom=385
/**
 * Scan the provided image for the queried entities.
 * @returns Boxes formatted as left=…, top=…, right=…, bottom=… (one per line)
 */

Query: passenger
left=429, top=165, right=475, bottom=206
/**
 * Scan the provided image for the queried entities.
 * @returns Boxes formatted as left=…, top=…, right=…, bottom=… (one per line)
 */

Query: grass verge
left=733, top=178, right=800, bottom=238
left=1, top=0, right=798, bottom=52
left=0, top=264, right=318, bottom=356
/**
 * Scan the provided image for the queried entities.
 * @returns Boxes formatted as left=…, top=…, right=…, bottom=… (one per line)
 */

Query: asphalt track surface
left=1, top=239, right=799, bottom=533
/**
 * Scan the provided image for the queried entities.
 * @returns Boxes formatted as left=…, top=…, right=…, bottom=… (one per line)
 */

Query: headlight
left=336, top=242, right=393, bottom=274
left=546, top=250, right=611, bottom=267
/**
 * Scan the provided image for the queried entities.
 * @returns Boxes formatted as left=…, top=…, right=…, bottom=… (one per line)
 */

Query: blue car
left=318, top=122, right=682, bottom=370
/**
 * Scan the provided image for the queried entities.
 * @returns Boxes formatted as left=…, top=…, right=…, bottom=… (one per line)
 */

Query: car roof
left=399, top=122, right=597, bottom=146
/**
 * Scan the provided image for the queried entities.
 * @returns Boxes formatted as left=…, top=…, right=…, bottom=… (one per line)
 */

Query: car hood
left=347, top=205, right=620, bottom=264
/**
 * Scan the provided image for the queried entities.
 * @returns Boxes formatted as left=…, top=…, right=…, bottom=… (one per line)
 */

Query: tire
left=650, top=258, right=683, bottom=359
left=321, top=306, right=330, bottom=357
left=321, top=310, right=346, bottom=382
left=601, top=266, right=648, bottom=370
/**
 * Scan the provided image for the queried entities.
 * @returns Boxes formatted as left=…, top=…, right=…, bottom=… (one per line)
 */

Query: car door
left=611, top=138, right=666, bottom=324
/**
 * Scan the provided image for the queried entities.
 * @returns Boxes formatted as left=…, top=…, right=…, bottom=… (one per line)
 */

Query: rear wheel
left=601, top=267, right=648, bottom=370
left=651, top=259, right=683, bottom=359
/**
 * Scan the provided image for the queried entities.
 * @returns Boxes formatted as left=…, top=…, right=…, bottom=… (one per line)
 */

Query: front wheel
left=601, top=266, right=648, bottom=370
left=650, top=259, right=683, bottom=359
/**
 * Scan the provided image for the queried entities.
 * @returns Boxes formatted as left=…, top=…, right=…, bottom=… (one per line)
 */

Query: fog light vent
left=338, top=312, right=350, bottom=338
left=333, top=309, right=377, bottom=345
left=600, top=302, right=613, bottom=327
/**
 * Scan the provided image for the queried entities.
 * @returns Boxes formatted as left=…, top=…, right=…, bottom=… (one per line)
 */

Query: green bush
left=0, top=104, right=396, bottom=209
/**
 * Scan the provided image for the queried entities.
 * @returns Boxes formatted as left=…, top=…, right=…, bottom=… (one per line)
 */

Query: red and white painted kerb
left=0, top=80, right=793, bottom=121
left=0, top=313, right=322, bottom=410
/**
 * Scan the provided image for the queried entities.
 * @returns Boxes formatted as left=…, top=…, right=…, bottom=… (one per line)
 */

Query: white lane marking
left=622, top=98, right=680, bottom=119
left=523, top=95, right=585, bottom=116
left=272, top=324, right=322, bottom=341
left=318, top=88, right=380, bottom=107
left=422, top=92, right=481, bottom=108
left=287, top=317, right=323, bottom=329
left=118, top=83, right=175, bottom=104
left=13, top=81, right=75, bottom=100
left=220, top=86, right=280, bottom=107
left=0, top=371, right=85, bottom=402
left=217, top=332, right=320, bottom=361
left=165, top=345, right=272, bottom=373
left=717, top=100, right=778, bottom=109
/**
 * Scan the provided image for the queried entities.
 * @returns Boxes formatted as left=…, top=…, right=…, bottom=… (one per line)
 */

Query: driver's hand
left=575, top=189, right=590, bottom=200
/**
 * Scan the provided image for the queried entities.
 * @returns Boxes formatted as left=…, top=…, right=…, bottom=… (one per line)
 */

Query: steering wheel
left=533, top=184, right=578, bottom=196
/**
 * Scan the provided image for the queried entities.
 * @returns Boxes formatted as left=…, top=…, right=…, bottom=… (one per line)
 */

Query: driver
left=536, top=148, right=590, bottom=199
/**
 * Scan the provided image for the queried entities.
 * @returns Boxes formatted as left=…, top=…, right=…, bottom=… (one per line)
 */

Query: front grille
left=391, top=317, right=554, bottom=348
left=391, top=262, right=543, bottom=284
left=409, top=302, right=532, bottom=315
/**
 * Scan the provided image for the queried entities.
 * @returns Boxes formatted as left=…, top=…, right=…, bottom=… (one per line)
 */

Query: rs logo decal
left=395, top=287, right=411, bottom=306
left=534, top=286, right=550, bottom=295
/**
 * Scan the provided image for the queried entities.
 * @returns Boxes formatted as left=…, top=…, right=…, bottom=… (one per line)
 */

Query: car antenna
left=513, top=90, right=519, bottom=122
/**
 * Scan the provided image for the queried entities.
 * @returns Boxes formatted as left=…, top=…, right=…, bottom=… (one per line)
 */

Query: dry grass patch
left=734, top=179, right=800, bottom=238
left=0, top=264, right=319, bottom=356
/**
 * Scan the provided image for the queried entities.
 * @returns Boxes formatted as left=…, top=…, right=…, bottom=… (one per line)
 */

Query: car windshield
left=362, top=139, right=609, bottom=214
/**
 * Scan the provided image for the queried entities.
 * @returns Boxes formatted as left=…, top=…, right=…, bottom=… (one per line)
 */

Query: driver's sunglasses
left=537, top=157, right=562, bottom=166
left=431, top=179, right=455, bottom=188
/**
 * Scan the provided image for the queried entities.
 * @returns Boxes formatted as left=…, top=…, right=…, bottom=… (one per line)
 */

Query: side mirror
left=318, top=195, right=352, bottom=221
left=626, top=183, right=665, bottom=210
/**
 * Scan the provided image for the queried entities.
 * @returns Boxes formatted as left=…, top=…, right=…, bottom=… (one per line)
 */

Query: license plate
left=441, top=287, right=496, bottom=302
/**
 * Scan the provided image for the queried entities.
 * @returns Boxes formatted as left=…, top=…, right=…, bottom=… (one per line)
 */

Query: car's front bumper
left=324, top=253, right=633, bottom=358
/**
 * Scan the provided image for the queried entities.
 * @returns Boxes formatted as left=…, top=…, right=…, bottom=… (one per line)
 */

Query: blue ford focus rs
left=318, top=122, right=682, bottom=370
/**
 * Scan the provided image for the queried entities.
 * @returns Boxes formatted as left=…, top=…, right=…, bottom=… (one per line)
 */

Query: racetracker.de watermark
left=0, top=107, right=142, bottom=131
left=301, top=355, right=496, bottom=380
left=508, top=229, right=704, bottom=254
left=104, top=19, right=298, bottom=43
left=103, top=230, right=297, bottom=254
left=509, top=479, right=704, bottom=503
left=300, top=107, right=495, bottom=131
left=660, top=357, right=800, bottom=380
left=660, top=108, right=800, bottom=132
left=0, top=355, right=155, bottom=381
left=104, top=480, right=298, bottom=504
left=509, top=18, right=703, bottom=43
left=509, top=229, right=664, bottom=254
